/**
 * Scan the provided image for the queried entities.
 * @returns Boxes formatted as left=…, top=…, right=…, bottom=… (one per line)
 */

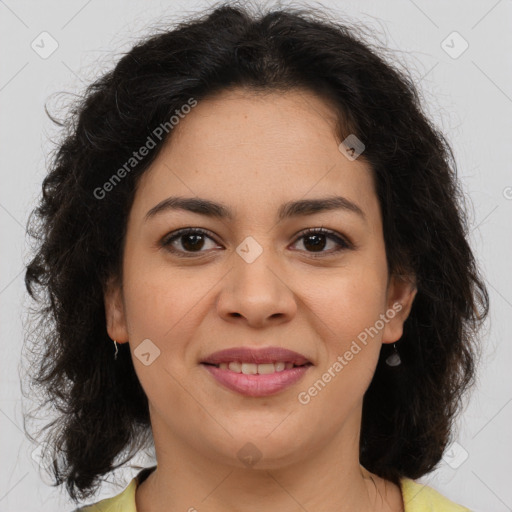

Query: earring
left=385, top=343, right=401, bottom=367
left=113, top=339, right=118, bottom=360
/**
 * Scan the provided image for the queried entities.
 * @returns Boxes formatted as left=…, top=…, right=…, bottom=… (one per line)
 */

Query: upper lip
left=201, top=347, right=312, bottom=366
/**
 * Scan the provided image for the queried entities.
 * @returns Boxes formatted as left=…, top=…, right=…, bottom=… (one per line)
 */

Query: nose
left=215, top=246, right=298, bottom=328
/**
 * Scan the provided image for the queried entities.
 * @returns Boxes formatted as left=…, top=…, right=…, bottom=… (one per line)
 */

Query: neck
left=136, top=407, right=403, bottom=512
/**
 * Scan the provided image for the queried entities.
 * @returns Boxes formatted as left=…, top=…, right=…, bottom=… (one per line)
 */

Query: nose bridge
left=216, top=234, right=296, bottom=325
left=233, top=234, right=284, bottom=294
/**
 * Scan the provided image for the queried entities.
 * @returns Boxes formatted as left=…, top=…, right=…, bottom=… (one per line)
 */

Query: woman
left=24, top=3, right=488, bottom=511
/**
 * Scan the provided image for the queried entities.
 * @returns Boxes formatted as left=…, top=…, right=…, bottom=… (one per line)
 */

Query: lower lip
left=201, top=364, right=311, bottom=397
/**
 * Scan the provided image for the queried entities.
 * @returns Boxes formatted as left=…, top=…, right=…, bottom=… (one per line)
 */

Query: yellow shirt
left=77, top=468, right=472, bottom=511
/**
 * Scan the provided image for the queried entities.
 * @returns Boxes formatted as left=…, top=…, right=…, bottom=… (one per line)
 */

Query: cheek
left=306, top=263, right=388, bottom=342
left=121, top=265, right=202, bottom=416
left=121, top=253, right=223, bottom=388
left=122, top=244, right=205, bottom=341
left=297, top=267, right=386, bottom=419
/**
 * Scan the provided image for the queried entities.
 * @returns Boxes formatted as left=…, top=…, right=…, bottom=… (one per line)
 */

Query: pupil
left=183, top=234, right=204, bottom=251
left=304, top=234, right=325, bottom=252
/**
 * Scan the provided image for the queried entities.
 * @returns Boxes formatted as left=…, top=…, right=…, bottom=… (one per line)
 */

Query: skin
left=105, top=87, right=417, bottom=512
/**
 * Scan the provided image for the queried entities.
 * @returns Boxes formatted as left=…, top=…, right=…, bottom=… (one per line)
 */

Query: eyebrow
left=145, top=195, right=366, bottom=223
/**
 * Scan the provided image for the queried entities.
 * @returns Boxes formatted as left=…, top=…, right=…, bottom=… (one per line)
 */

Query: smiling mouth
left=201, top=360, right=313, bottom=397
left=201, top=361, right=312, bottom=374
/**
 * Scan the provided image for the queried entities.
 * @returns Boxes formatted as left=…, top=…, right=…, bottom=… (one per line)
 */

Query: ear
left=104, top=275, right=129, bottom=344
left=382, top=273, right=417, bottom=344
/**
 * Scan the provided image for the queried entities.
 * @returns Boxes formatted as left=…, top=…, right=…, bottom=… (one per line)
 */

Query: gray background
left=1, top=0, right=511, bottom=510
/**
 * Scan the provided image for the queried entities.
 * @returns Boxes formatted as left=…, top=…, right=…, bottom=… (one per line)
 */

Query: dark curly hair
left=23, top=1, right=489, bottom=503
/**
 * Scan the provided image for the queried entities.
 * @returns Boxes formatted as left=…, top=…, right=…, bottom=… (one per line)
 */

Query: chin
left=206, top=430, right=310, bottom=470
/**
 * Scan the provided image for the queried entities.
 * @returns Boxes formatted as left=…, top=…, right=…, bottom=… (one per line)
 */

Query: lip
left=200, top=346, right=313, bottom=397
left=200, top=346, right=311, bottom=366
left=202, top=364, right=312, bottom=397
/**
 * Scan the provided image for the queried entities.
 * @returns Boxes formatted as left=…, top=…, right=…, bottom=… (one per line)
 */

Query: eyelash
left=160, top=227, right=352, bottom=258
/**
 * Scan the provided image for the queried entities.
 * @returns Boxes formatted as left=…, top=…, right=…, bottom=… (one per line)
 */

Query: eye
left=290, top=227, right=352, bottom=257
left=161, top=228, right=221, bottom=257
left=160, top=227, right=352, bottom=258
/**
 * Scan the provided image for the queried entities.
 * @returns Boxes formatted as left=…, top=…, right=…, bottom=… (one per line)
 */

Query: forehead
left=170, top=87, right=342, bottom=153
left=132, top=88, right=379, bottom=227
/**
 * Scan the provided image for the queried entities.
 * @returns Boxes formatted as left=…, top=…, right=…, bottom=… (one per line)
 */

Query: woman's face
left=105, top=88, right=416, bottom=468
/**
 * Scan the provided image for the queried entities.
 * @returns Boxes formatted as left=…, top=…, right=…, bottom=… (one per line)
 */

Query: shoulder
left=400, top=477, right=472, bottom=511
left=72, top=466, right=155, bottom=512
left=72, top=477, right=138, bottom=512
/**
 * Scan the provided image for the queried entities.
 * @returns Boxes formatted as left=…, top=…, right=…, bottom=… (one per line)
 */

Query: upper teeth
left=218, top=362, right=295, bottom=374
